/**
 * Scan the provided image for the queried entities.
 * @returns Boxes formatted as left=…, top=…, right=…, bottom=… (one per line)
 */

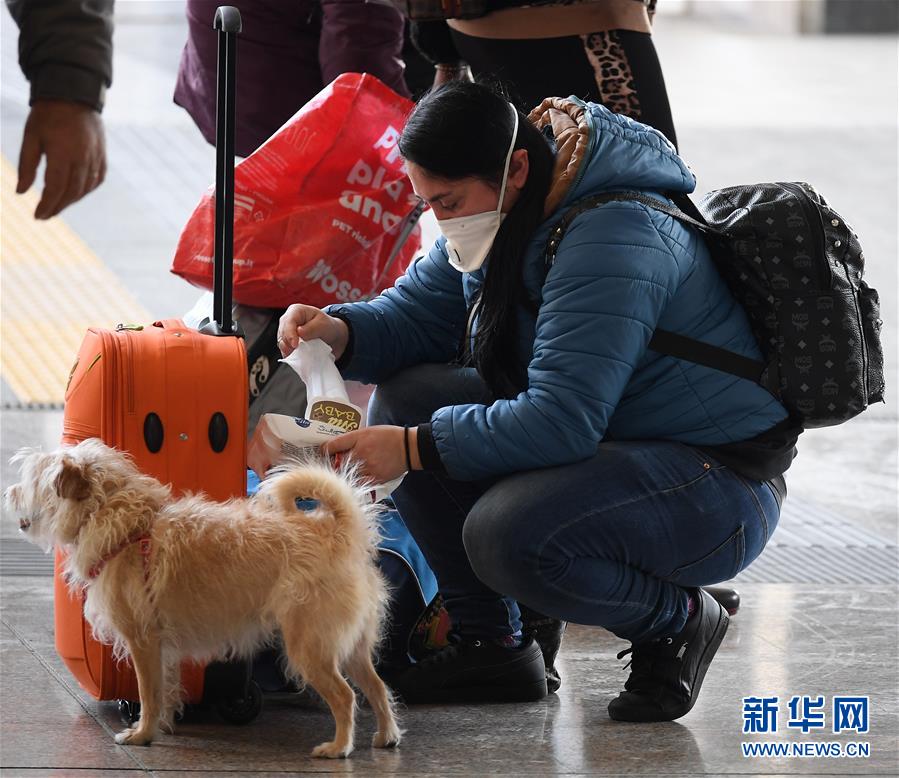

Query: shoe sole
left=396, top=678, right=548, bottom=705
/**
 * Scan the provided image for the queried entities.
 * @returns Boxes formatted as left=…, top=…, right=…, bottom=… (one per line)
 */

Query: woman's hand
left=278, top=304, right=349, bottom=358
left=322, top=425, right=420, bottom=485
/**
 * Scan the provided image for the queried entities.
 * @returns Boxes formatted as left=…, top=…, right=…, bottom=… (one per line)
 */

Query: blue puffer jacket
left=327, top=98, right=788, bottom=481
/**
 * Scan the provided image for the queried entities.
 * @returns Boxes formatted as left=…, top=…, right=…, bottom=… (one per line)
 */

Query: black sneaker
left=519, top=605, right=567, bottom=694
left=385, top=633, right=548, bottom=704
left=704, top=584, right=741, bottom=616
left=607, top=588, right=729, bottom=722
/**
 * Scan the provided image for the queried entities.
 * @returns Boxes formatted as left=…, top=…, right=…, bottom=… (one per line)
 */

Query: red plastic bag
left=171, top=73, right=421, bottom=309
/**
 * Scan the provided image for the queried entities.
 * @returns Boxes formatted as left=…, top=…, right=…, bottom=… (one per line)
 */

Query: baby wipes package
left=247, top=414, right=344, bottom=477
left=247, top=339, right=403, bottom=502
left=280, top=339, right=363, bottom=432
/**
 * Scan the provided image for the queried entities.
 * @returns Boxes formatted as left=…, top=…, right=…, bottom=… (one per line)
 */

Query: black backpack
left=544, top=183, right=885, bottom=428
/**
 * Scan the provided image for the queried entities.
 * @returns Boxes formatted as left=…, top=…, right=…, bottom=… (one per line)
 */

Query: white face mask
left=438, top=104, right=520, bottom=273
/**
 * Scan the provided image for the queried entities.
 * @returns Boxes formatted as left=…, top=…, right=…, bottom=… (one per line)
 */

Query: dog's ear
left=54, top=458, right=92, bottom=501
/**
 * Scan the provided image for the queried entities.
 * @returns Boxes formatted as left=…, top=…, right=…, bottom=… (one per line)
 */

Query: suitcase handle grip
left=214, top=5, right=242, bottom=33
left=201, top=6, right=242, bottom=338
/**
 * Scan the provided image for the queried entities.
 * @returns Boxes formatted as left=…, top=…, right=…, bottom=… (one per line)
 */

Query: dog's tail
left=256, top=458, right=381, bottom=550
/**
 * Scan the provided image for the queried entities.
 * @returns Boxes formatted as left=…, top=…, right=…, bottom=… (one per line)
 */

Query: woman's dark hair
left=398, top=81, right=555, bottom=399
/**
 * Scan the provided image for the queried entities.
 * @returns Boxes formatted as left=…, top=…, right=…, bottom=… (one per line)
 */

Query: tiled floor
left=2, top=576, right=897, bottom=776
left=1, top=2, right=897, bottom=776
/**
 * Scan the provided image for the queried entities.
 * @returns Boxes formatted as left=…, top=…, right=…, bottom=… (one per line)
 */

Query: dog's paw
left=372, top=728, right=401, bottom=749
left=113, top=726, right=135, bottom=744
left=114, top=728, right=153, bottom=746
left=311, top=740, right=353, bottom=759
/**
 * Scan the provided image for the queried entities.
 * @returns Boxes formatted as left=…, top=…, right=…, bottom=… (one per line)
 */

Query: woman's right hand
left=277, top=304, right=349, bottom=359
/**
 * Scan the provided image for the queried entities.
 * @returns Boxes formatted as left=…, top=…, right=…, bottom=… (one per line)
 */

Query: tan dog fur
left=4, top=438, right=401, bottom=758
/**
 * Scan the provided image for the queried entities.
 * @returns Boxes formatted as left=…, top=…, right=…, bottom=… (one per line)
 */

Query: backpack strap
left=544, top=191, right=768, bottom=386
left=544, top=191, right=720, bottom=268
left=647, top=329, right=766, bottom=383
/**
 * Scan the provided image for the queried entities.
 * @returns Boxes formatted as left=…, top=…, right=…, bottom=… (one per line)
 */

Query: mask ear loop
left=495, top=104, right=520, bottom=214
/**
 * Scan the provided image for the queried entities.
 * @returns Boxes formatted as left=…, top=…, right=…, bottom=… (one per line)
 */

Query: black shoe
left=607, top=588, right=729, bottom=722
left=519, top=605, right=567, bottom=694
left=704, top=585, right=741, bottom=616
left=385, top=634, right=548, bottom=704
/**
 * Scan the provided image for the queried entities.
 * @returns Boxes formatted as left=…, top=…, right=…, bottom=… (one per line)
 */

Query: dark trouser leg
left=463, top=441, right=779, bottom=642
left=367, top=364, right=522, bottom=639
left=582, top=29, right=678, bottom=150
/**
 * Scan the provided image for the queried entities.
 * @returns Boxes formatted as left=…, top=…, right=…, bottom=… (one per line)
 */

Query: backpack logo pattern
left=704, top=182, right=884, bottom=427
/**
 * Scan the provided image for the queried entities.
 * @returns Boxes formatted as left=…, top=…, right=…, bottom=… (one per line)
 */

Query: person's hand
left=278, top=305, right=349, bottom=358
left=322, top=425, right=419, bottom=485
left=17, top=100, right=106, bottom=220
left=433, top=62, right=473, bottom=90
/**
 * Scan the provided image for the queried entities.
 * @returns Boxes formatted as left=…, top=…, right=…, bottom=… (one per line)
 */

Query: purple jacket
left=174, top=0, right=410, bottom=157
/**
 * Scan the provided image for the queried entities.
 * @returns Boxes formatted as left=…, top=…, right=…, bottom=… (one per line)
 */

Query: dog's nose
left=19, top=518, right=32, bottom=531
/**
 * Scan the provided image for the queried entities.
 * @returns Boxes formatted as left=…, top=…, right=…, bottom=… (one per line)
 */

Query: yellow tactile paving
left=0, top=156, right=152, bottom=405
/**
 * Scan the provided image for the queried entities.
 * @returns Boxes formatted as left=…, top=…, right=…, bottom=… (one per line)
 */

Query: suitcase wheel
left=215, top=680, right=263, bottom=725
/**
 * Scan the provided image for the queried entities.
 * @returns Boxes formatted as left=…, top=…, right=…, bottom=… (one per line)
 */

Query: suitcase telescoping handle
left=201, top=6, right=242, bottom=337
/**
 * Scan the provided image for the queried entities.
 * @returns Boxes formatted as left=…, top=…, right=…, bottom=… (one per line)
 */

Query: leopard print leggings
left=581, top=31, right=642, bottom=121
left=447, top=26, right=678, bottom=148
left=579, top=29, right=677, bottom=148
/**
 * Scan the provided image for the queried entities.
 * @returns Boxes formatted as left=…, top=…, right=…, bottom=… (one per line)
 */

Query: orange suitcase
left=54, top=6, right=258, bottom=723
left=58, top=320, right=248, bottom=706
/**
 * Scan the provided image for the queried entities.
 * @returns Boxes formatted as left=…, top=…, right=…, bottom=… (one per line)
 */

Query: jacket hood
left=528, top=97, right=696, bottom=215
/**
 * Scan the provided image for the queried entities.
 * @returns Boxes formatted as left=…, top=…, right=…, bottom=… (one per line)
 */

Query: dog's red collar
left=87, top=533, right=152, bottom=582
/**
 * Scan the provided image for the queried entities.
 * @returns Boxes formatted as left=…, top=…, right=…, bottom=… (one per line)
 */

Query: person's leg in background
left=579, top=29, right=677, bottom=149
left=463, top=441, right=781, bottom=720
left=367, top=364, right=548, bottom=702
left=448, top=27, right=678, bottom=148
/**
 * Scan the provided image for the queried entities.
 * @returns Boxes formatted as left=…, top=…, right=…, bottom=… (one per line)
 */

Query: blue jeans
left=370, top=364, right=782, bottom=644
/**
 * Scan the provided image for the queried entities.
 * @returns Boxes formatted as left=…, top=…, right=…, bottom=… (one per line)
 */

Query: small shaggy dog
left=4, top=438, right=400, bottom=758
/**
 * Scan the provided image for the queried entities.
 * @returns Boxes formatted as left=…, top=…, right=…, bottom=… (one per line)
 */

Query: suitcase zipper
left=121, top=331, right=136, bottom=414
left=96, top=330, right=118, bottom=443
